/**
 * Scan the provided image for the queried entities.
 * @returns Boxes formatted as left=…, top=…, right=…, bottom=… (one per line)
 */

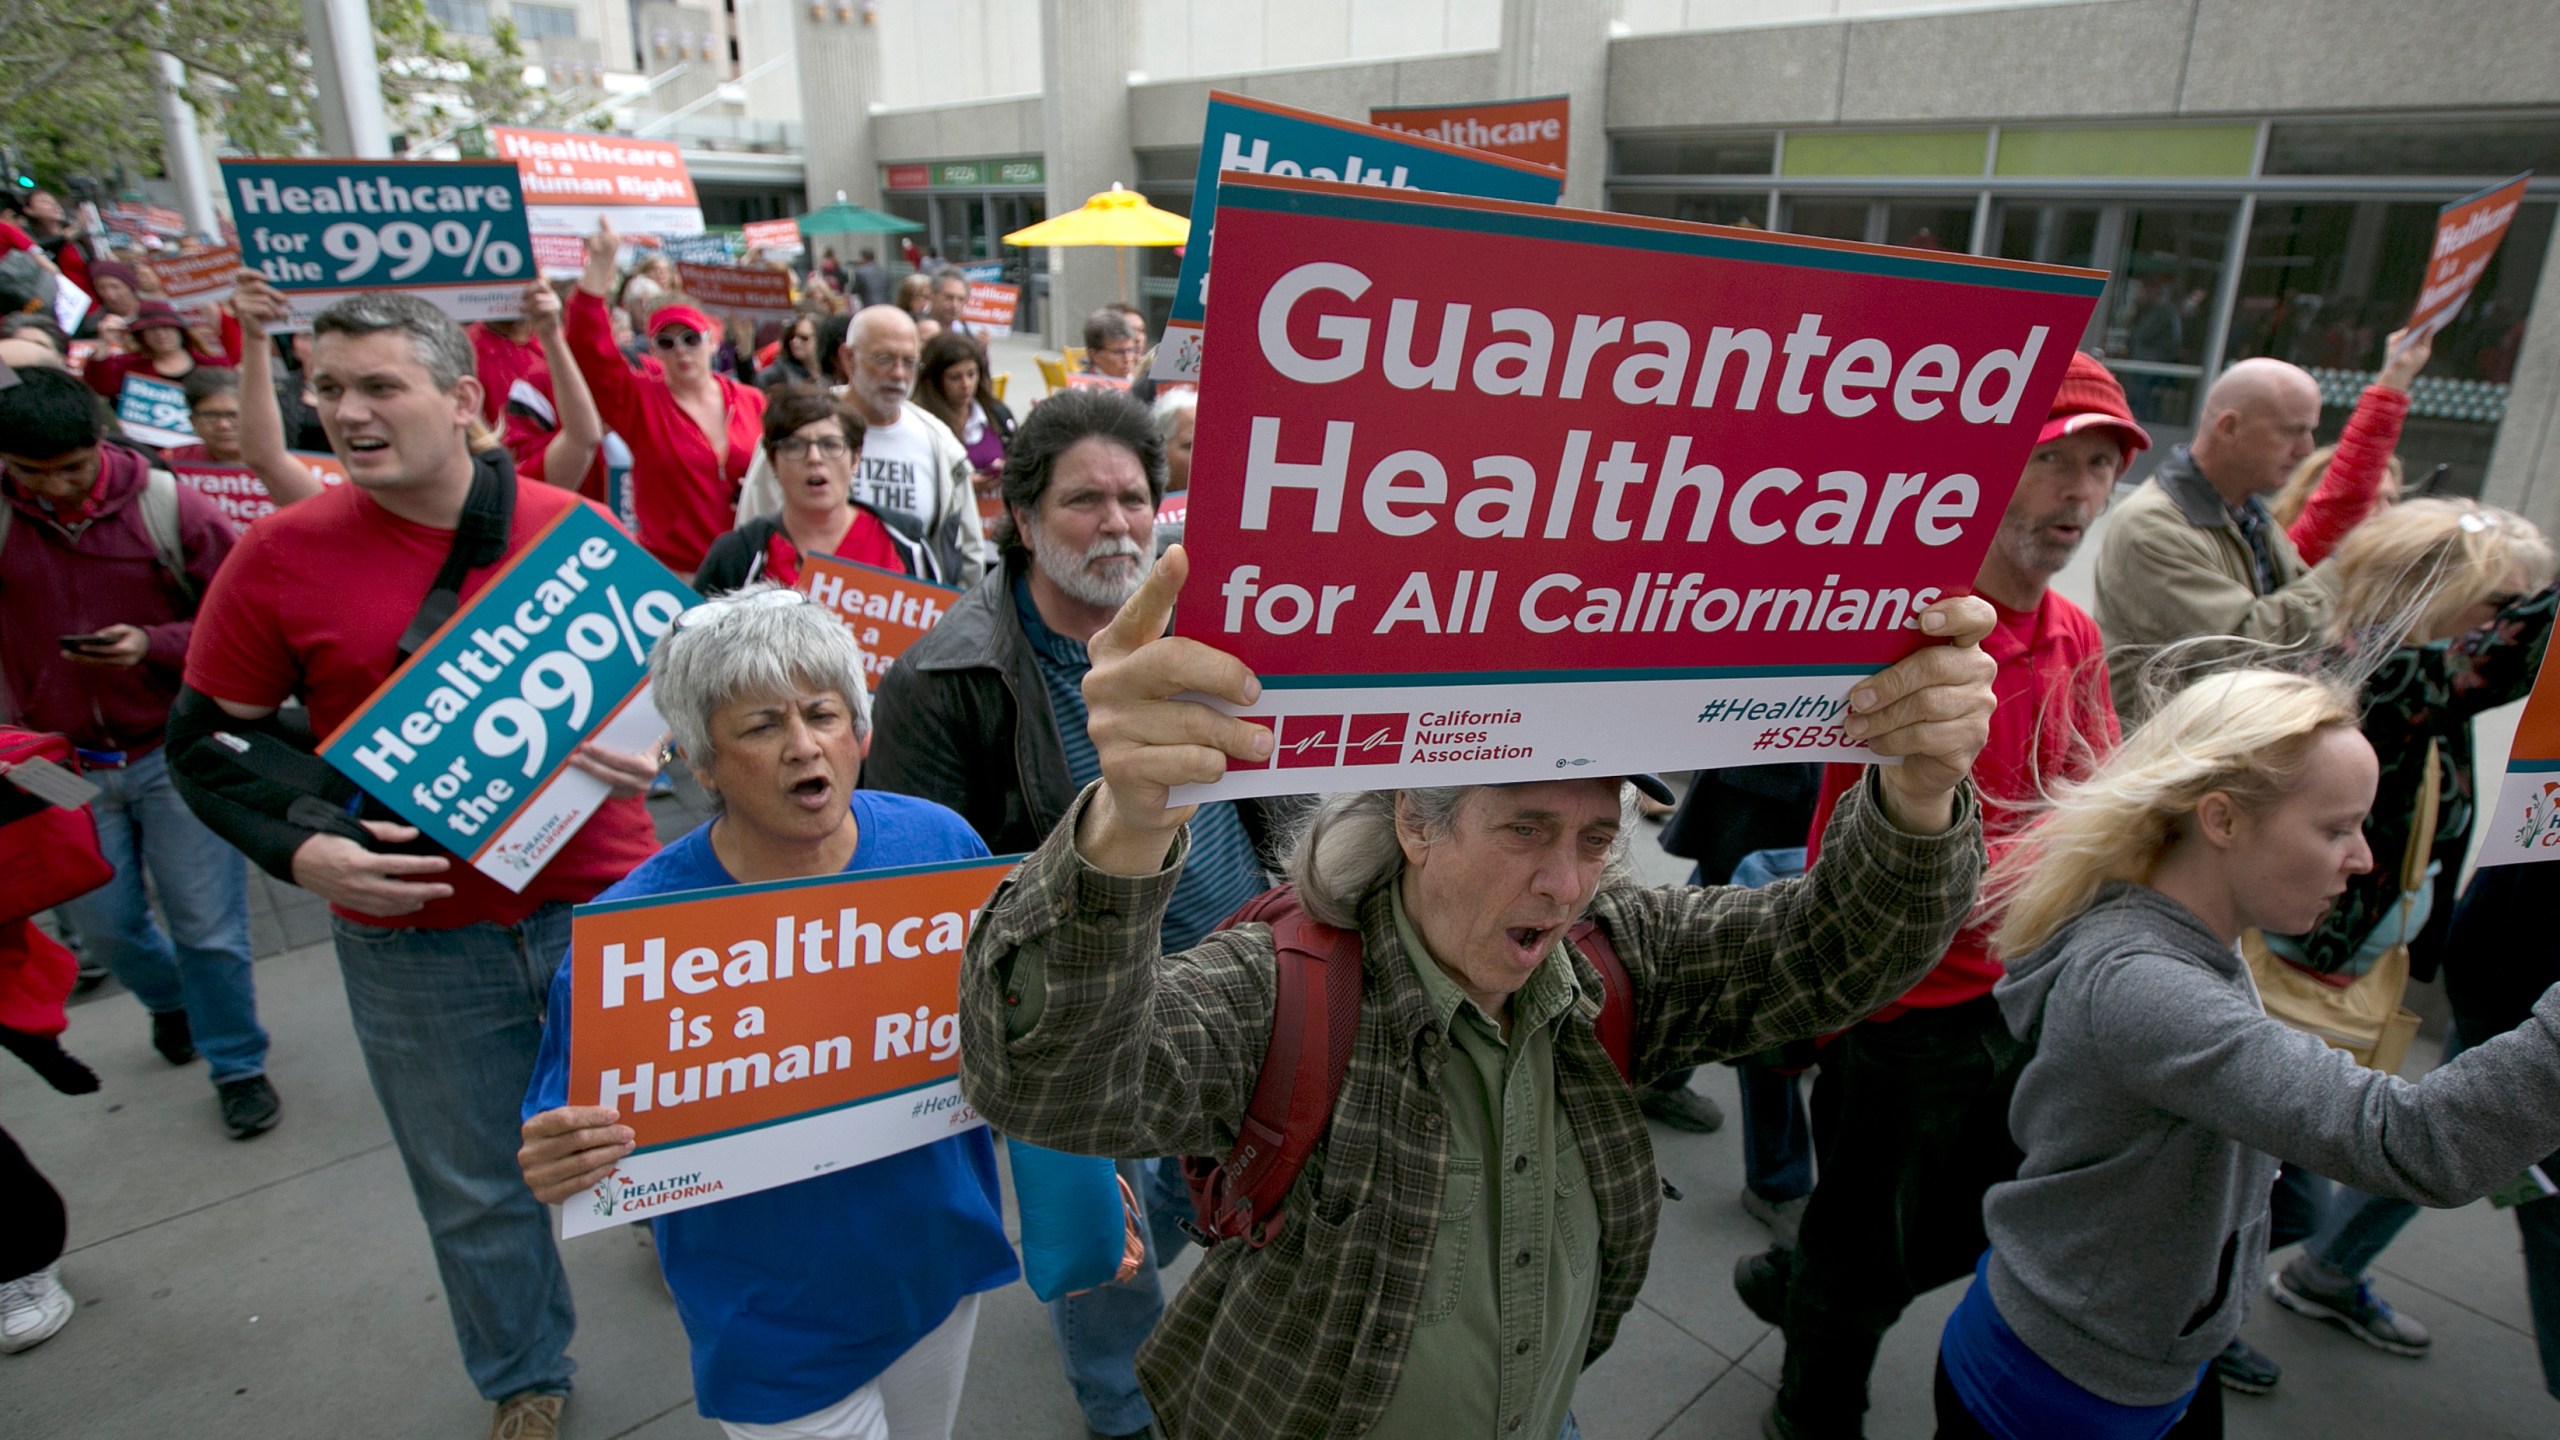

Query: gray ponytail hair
left=1282, top=783, right=1645, bottom=929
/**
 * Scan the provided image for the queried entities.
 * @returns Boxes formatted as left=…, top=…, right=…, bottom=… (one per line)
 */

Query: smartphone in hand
left=58, top=633, right=111, bottom=654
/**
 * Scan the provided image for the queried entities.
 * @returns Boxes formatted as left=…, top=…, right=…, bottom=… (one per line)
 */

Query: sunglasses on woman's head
left=675, top=588, right=812, bottom=630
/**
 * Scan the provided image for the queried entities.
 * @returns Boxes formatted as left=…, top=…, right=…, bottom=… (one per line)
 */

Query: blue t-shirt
left=525, top=790, right=1021, bottom=1424
left=1939, top=1252, right=2203, bottom=1440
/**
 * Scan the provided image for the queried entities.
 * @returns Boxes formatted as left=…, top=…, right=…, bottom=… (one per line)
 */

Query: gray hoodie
left=1984, top=882, right=2560, bottom=1406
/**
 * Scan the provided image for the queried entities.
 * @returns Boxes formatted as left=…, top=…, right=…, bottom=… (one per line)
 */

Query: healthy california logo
left=591, top=1167, right=632, bottom=1218
left=2518, top=780, right=2560, bottom=852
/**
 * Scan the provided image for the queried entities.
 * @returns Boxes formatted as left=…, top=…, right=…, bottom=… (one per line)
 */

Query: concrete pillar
left=1038, top=0, right=1137, bottom=346
left=150, top=53, right=219, bottom=239
left=1497, top=0, right=1611, bottom=210
left=2482, top=217, right=2560, bottom=536
left=793, top=6, right=884, bottom=212
left=300, top=0, right=390, bottom=157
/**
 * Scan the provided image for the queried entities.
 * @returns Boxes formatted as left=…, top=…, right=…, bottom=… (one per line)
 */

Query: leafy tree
left=0, top=0, right=556, bottom=187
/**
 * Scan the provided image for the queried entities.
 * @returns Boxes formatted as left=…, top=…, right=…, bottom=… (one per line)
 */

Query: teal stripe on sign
left=1221, top=184, right=2108, bottom=297
left=1258, top=664, right=1881, bottom=689
left=2510, top=758, right=2560, bottom=773
left=626, top=1073, right=964, bottom=1156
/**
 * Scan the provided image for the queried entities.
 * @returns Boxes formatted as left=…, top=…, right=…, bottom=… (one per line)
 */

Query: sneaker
left=150, top=1009, right=195, bottom=1066
left=0, top=1263, right=73, bottom=1354
left=489, top=1390, right=564, bottom=1440
left=2269, top=1256, right=2431, bottom=1357
left=1740, top=1188, right=1810, bottom=1248
left=2211, top=1335, right=2282, bottom=1394
left=217, top=1076, right=281, bottom=1140
left=1639, top=1083, right=1726, bottom=1133
left=1733, top=1242, right=1791, bottom=1326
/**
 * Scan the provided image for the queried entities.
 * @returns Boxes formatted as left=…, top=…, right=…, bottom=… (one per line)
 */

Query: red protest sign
left=675, top=260, right=796, bottom=322
left=960, top=280, right=1019, bottom=329
left=1165, top=175, right=2104, bottom=802
left=532, top=233, right=588, bottom=276
left=2408, top=173, right=2532, bottom=339
left=490, top=125, right=702, bottom=237
left=559, top=856, right=1013, bottom=1233
left=1369, top=96, right=1571, bottom=175
left=171, top=454, right=346, bottom=525
left=795, top=554, right=964, bottom=689
left=149, top=246, right=243, bottom=316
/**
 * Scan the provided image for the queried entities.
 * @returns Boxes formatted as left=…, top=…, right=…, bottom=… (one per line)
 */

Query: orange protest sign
left=560, top=856, right=1015, bottom=1233
left=2408, top=173, right=2532, bottom=339
left=149, top=245, right=243, bottom=315
left=676, top=259, right=796, bottom=322
left=1368, top=95, right=1571, bottom=175
left=2482, top=644, right=2560, bottom=866
left=961, top=280, right=1019, bottom=329
left=795, top=554, right=964, bottom=688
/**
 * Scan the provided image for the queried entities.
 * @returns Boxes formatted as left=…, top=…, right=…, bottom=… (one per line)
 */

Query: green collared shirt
left=1369, top=886, right=1601, bottom=1440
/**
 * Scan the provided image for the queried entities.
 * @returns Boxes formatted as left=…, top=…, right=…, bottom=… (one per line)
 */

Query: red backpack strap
left=1567, top=917, right=1635, bottom=1084
left=1181, top=885, right=1363, bottom=1248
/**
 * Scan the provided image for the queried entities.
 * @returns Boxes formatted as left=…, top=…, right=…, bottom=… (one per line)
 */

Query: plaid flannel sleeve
left=956, top=782, right=1278, bottom=1159
left=1605, top=769, right=1985, bottom=1077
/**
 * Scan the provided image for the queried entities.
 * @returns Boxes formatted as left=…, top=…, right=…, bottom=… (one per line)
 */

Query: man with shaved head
left=2093, top=355, right=2336, bottom=717
left=734, top=303, right=987, bottom=584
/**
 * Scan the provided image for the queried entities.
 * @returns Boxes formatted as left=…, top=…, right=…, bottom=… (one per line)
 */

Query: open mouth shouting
left=785, top=771, right=836, bottom=813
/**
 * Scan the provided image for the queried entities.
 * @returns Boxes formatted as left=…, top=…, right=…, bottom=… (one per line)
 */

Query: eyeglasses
left=858, top=350, right=918, bottom=374
left=772, top=436, right=853, bottom=460
left=675, top=587, right=811, bottom=631
left=654, top=330, right=706, bottom=350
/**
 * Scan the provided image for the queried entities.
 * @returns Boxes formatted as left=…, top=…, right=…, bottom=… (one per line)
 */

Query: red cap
left=130, top=301, right=185, bottom=332
left=2038, top=351, right=2151, bottom=460
left=646, top=303, right=716, bottom=338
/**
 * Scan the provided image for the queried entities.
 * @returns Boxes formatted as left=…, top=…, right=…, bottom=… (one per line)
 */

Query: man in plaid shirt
left=959, top=550, right=1999, bottom=1440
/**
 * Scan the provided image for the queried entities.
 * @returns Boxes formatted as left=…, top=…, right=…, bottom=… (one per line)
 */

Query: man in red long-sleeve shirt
left=1740, top=351, right=2136, bottom=1440
left=563, top=223, right=762, bottom=575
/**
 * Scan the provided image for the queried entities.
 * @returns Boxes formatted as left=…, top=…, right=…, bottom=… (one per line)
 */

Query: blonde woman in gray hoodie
left=1937, top=668, right=2560, bottom=1440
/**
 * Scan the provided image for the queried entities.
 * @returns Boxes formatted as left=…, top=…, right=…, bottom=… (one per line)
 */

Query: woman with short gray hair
left=517, top=584, right=1020, bottom=1440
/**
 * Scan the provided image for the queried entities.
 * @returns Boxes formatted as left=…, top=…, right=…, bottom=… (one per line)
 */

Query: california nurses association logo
left=2518, top=780, right=2560, bottom=852
left=1238, top=713, right=1411, bottom=770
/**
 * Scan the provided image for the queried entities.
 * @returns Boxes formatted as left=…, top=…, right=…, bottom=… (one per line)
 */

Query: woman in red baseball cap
left=562, top=221, right=766, bottom=576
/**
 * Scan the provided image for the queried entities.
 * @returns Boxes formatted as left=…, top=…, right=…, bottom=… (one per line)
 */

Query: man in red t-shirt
left=1741, top=352, right=2139, bottom=1440
left=172, top=290, right=660, bottom=1439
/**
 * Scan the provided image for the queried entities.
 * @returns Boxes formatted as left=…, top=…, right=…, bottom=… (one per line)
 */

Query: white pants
left=719, top=1293, right=981, bottom=1440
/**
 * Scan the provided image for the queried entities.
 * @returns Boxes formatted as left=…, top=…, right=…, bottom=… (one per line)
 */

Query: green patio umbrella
left=796, top=190, right=923, bottom=238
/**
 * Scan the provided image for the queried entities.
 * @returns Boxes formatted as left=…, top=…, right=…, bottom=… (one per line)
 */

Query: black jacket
left=692, top=504, right=933, bottom=596
left=866, top=550, right=1298, bottom=860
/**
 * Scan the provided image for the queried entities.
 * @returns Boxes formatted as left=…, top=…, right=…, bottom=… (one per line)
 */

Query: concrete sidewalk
left=6, top=815, right=2555, bottom=1439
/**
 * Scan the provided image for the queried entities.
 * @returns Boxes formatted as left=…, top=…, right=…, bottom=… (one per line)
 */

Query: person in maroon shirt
left=565, top=222, right=764, bottom=576
left=0, top=365, right=277, bottom=1139
left=1739, top=351, right=2137, bottom=1440
left=82, top=301, right=201, bottom=405
left=172, top=289, right=660, bottom=1440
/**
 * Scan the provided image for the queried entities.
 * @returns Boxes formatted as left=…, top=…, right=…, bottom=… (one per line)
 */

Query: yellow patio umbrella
left=1003, top=182, right=1191, bottom=305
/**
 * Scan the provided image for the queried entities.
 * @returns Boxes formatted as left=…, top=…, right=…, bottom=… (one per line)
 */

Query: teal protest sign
left=115, top=374, right=194, bottom=448
left=221, top=157, right=538, bottom=329
left=1152, top=90, right=1565, bottom=385
left=319, top=505, right=696, bottom=891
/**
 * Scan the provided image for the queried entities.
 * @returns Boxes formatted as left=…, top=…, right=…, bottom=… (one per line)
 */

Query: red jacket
left=1805, top=590, right=2117, bottom=1021
left=563, top=288, right=763, bottom=573
left=2289, top=384, right=2411, bottom=567
left=0, top=444, right=237, bottom=755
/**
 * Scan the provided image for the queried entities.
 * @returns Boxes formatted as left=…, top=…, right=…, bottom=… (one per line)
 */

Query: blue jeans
left=332, top=904, right=577, bottom=1401
left=1739, top=1062, right=1815, bottom=1203
left=53, top=749, right=266, bottom=1083
left=1048, top=1156, right=1198, bottom=1434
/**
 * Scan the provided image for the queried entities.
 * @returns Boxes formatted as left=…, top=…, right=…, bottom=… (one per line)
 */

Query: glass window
left=1780, top=198, right=1870, bottom=242
left=1608, top=191, right=1770, bottom=229
left=1611, top=133, right=1776, bottom=177
left=428, top=0, right=491, bottom=34
left=1883, top=202, right=1972, bottom=253
left=2230, top=199, right=2551, bottom=384
left=1136, top=149, right=1199, bottom=184
left=1782, top=130, right=1986, bottom=178
left=2265, top=116, right=2560, bottom=178
left=511, top=3, right=577, bottom=38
